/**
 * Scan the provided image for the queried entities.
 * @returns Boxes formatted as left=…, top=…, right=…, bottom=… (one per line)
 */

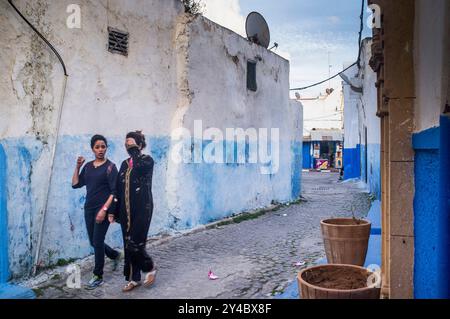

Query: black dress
left=113, top=148, right=155, bottom=282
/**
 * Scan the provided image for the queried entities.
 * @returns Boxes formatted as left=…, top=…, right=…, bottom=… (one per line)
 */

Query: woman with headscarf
left=108, top=131, right=156, bottom=292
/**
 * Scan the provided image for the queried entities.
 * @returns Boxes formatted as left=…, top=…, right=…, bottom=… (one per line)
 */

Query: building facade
left=301, top=88, right=344, bottom=170
left=303, top=129, right=343, bottom=170
left=369, top=0, right=449, bottom=298
left=342, top=38, right=381, bottom=199
left=0, top=0, right=303, bottom=279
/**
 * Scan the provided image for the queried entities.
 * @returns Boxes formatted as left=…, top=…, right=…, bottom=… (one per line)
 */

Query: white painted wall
left=342, top=39, right=380, bottom=197
left=0, top=0, right=302, bottom=277
left=342, top=65, right=361, bottom=149
left=301, top=87, right=343, bottom=137
left=414, top=0, right=448, bottom=132
left=359, top=39, right=380, bottom=146
left=342, top=40, right=379, bottom=148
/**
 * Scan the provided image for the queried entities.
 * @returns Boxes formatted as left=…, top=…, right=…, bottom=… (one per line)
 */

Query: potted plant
left=320, top=206, right=371, bottom=266
left=298, top=264, right=380, bottom=299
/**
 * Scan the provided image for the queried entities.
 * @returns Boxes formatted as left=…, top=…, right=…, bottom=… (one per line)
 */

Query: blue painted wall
left=343, top=145, right=361, bottom=180
left=302, top=142, right=311, bottom=169
left=360, top=143, right=367, bottom=184
left=1, top=134, right=302, bottom=277
left=367, top=144, right=381, bottom=199
left=343, top=143, right=380, bottom=199
left=413, top=117, right=450, bottom=298
left=0, top=144, right=9, bottom=283
left=438, top=115, right=450, bottom=298
left=291, top=141, right=303, bottom=199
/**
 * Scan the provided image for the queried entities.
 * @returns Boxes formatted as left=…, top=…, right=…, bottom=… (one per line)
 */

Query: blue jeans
left=85, top=207, right=119, bottom=277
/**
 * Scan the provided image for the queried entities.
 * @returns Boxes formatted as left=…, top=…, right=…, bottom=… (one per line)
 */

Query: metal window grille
left=108, top=27, right=129, bottom=56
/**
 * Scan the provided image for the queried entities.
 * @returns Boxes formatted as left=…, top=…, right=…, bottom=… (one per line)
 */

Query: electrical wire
left=8, top=0, right=69, bottom=276
left=8, top=0, right=68, bottom=76
left=304, top=112, right=342, bottom=121
left=290, top=62, right=357, bottom=91
left=290, top=0, right=365, bottom=91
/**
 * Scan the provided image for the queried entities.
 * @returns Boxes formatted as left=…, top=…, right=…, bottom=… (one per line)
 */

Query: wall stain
left=20, top=1, right=55, bottom=145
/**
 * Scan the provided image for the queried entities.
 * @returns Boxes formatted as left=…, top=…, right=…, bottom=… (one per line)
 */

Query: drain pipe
left=7, top=0, right=69, bottom=276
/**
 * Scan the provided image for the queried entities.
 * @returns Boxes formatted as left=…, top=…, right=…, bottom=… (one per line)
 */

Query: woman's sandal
left=143, top=268, right=157, bottom=288
left=122, top=281, right=140, bottom=292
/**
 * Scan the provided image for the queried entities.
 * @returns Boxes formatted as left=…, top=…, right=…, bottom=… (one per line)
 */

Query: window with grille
left=247, top=60, right=257, bottom=91
left=108, top=27, right=129, bottom=56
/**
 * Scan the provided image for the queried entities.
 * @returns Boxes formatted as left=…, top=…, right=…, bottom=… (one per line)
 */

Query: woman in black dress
left=108, top=131, right=156, bottom=292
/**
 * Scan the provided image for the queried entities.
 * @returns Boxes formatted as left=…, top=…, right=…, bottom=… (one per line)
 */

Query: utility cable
left=290, top=0, right=365, bottom=91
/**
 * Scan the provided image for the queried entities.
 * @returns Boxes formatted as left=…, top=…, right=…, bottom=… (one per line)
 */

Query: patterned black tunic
left=113, top=148, right=155, bottom=280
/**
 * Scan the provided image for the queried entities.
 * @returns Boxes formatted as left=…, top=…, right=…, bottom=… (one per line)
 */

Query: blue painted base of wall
left=343, top=145, right=361, bottom=180
left=367, top=144, right=381, bottom=200
left=0, top=144, right=9, bottom=282
left=344, top=144, right=380, bottom=199
left=0, top=284, right=35, bottom=299
left=413, top=116, right=450, bottom=298
left=360, top=143, right=367, bottom=184
left=367, top=200, right=381, bottom=235
left=413, top=141, right=439, bottom=298
left=291, top=141, right=303, bottom=199
left=1, top=134, right=302, bottom=278
left=302, top=142, right=312, bottom=169
left=438, top=115, right=450, bottom=298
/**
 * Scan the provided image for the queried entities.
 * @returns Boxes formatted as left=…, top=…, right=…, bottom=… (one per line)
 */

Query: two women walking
left=72, top=131, right=156, bottom=292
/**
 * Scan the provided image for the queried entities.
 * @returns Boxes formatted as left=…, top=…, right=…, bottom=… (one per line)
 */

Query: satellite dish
left=246, top=12, right=270, bottom=48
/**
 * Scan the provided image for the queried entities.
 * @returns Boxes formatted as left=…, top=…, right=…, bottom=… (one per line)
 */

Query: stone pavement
left=34, top=172, right=371, bottom=299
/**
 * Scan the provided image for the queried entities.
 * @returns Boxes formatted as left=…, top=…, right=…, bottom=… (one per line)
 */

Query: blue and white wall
left=342, top=67, right=361, bottom=180
left=412, top=0, right=450, bottom=299
left=0, top=0, right=302, bottom=278
left=342, top=39, right=381, bottom=199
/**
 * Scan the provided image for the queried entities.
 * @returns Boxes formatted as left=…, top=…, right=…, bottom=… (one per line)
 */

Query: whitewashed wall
left=414, top=0, right=448, bottom=132
left=301, top=88, right=343, bottom=137
left=342, top=64, right=361, bottom=150
left=342, top=39, right=380, bottom=197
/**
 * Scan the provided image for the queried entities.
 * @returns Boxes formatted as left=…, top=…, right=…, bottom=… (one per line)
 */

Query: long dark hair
left=126, top=130, right=146, bottom=149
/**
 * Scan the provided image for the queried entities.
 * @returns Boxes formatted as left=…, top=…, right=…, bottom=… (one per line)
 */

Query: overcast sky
left=203, top=0, right=371, bottom=97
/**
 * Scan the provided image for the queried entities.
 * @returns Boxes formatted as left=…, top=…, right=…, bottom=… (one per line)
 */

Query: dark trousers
left=85, top=207, right=119, bottom=277
left=120, top=216, right=153, bottom=282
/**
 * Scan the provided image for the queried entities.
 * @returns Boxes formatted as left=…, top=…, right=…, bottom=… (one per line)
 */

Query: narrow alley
left=34, top=172, right=371, bottom=299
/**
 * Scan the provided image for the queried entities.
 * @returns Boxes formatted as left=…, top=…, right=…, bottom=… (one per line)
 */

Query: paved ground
left=34, top=172, right=371, bottom=299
